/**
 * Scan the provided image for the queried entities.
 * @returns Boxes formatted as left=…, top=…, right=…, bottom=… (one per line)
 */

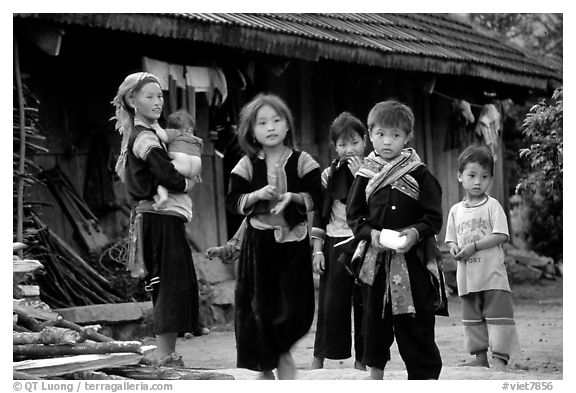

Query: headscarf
left=111, top=72, right=161, bottom=182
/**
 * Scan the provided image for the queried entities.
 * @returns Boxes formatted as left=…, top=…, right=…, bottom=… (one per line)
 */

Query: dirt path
left=171, top=278, right=563, bottom=380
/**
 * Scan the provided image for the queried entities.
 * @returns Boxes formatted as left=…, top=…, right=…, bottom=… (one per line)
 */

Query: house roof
left=15, top=13, right=562, bottom=90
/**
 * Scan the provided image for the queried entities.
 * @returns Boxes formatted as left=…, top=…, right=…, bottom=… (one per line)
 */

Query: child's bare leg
left=368, top=367, right=384, bottom=380
left=154, top=185, right=169, bottom=209
left=310, top=356, right=324, bottom=369
left=459, top=350, right=489, bottom=367
left=277, top=352, right=296, bottom=380
left=171, top=153, right=199, bottom=179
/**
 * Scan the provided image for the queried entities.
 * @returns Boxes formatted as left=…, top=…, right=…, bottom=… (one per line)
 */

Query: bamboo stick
left=14, top=32, right=26, bottom=258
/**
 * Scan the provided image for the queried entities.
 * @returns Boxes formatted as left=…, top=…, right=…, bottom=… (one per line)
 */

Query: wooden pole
left=13, top=341, right=143, bottom=359
left=14, top=33, right=26, bottom=258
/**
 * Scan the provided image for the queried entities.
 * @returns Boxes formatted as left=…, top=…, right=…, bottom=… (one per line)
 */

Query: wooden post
left=14, top=34, right=26, bottom=258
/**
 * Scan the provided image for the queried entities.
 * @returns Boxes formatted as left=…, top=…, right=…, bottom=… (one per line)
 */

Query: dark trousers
left=141, top=213, right=199, bottom=335
left=314, top=236, right=364, bottom=361
left=361, top=250, right=442, bottom=379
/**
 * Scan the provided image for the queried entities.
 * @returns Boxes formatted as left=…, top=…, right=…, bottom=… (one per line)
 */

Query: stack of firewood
left=25, top=215, right=128, bottom=308
left=13, top=302, right=151, bottom=380
left=12, top=304, right=233, bottom=380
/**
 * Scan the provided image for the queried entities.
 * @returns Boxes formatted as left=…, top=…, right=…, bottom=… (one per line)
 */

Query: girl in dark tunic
left=226, top=93, right=321, bottom=379
left=112, top=72, right=199, bottom=367
left=310, top=112, right=367, bottom=371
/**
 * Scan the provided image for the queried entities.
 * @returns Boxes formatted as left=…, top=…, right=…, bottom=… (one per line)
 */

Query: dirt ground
left=165, top=278, right=563, bottom=380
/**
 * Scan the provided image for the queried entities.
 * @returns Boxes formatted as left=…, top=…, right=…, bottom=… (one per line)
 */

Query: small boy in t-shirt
left=445, top=145, right=520, bottom=370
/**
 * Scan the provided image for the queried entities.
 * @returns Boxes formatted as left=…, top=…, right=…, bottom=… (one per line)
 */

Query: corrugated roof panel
left=14, top=13, right=560, bottom=88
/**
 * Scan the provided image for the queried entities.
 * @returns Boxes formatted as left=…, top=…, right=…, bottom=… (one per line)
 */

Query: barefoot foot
left=310, top=356, right=324, bottom=370
left=458, top=358, right=490, bottom=368
left=257, top=371, right=275, bottom=380
left=354, top=360, right=367, bottom=371
left=369, top=367, right=384, bottom=380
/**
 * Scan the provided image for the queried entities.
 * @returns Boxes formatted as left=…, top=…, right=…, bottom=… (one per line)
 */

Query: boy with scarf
left=346, top=100, right=447, bottom=380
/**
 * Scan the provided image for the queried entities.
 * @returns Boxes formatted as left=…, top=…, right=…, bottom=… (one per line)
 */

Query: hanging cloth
left=185, top=66, right=228, bottom=105
left=168, top=64, right=186, bottom=88
left=475, top=104, right=501, bottom=156
left=142, top=57, right=170, bottom=90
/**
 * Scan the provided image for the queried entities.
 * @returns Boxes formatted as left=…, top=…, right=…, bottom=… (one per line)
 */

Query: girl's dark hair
left=329, top=112, right=367, bottom=144
left=458, top=145, right=495, bottom=176
left=236, top=93, right=296, bottom=157
left=367, top=99, right=414, bottom=135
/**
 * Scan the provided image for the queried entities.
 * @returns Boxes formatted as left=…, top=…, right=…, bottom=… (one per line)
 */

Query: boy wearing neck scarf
left=346, top=100, right=447, bottom=380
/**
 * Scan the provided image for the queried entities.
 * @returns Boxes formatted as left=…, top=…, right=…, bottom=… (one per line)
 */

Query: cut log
left=13, top=322, right=33, bottom=333
left=55, top=302, right=152, bottom=325
left=14, top=312, right=44, bottom=332
left=12, top=300, right=62, bottom=321
left=14, top=341, right=143, bottom=359
left=13, top=327, right=84, bottom=345
left=103, top=365, right=235, bottom=380
left=13, top=302, right=62, bottom=322
left=13, top=352, right=144, bottom=378
left=13, top=242, right=27, bottom=251
left=18, top=285, right=40, bottom=297
left=54, top=319, right=113, bottom=343
left=13, top=259, right=43, bottom=274
left=13, top=370, right=40, bottom=380
left=65, top=370, right=131, bottom=380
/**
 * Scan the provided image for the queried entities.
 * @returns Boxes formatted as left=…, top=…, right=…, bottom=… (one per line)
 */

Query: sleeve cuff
left=297, top=192, right=314, bottom=213
left=311, top=227, right=326, bottom=241
left=237, top=193, right=254, bottom=215
left=409, top=227, right=420, bottom=241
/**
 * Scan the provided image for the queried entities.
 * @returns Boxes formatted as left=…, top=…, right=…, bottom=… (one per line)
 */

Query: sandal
left=157, top=352, right=186, bottom=368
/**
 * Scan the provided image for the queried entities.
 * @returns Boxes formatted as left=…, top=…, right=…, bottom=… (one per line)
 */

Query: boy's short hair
left=167, top=109, right=195, bottom=132
left=458, top=145, right=495, bottom=176
left=329, top=112, right=367, bottom=144
left=367, top=100, right=414, bottom=135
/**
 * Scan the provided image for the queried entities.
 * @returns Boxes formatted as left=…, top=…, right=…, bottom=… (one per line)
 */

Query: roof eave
left=14, top=13, right=561, bottom=90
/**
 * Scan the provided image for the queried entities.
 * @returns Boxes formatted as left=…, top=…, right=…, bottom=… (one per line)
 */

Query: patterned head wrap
left=111, top=72, right=161, bottom=181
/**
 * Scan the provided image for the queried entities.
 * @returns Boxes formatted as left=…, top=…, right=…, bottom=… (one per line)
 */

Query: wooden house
left=13, top=13, right=561, bottom=256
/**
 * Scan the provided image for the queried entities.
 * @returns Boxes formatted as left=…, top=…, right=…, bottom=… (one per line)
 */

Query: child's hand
left=346, top=155, right=364, bottom=175
left=270, top=192, right=292, bottom=214
left=255, top=185, right=280, bottom=201
left=206, top=246, right=226, bottom=260
left=396, top=228, right=417, bottom=254
left=150, top=123, right=168, bottom=142
left=454, top=243, right=476, bottom=261
left=370, top=230, right=387, bottom=251
left=449, top=244, right=461, bottom=260
left=312, top=252, right=325, bottom=274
